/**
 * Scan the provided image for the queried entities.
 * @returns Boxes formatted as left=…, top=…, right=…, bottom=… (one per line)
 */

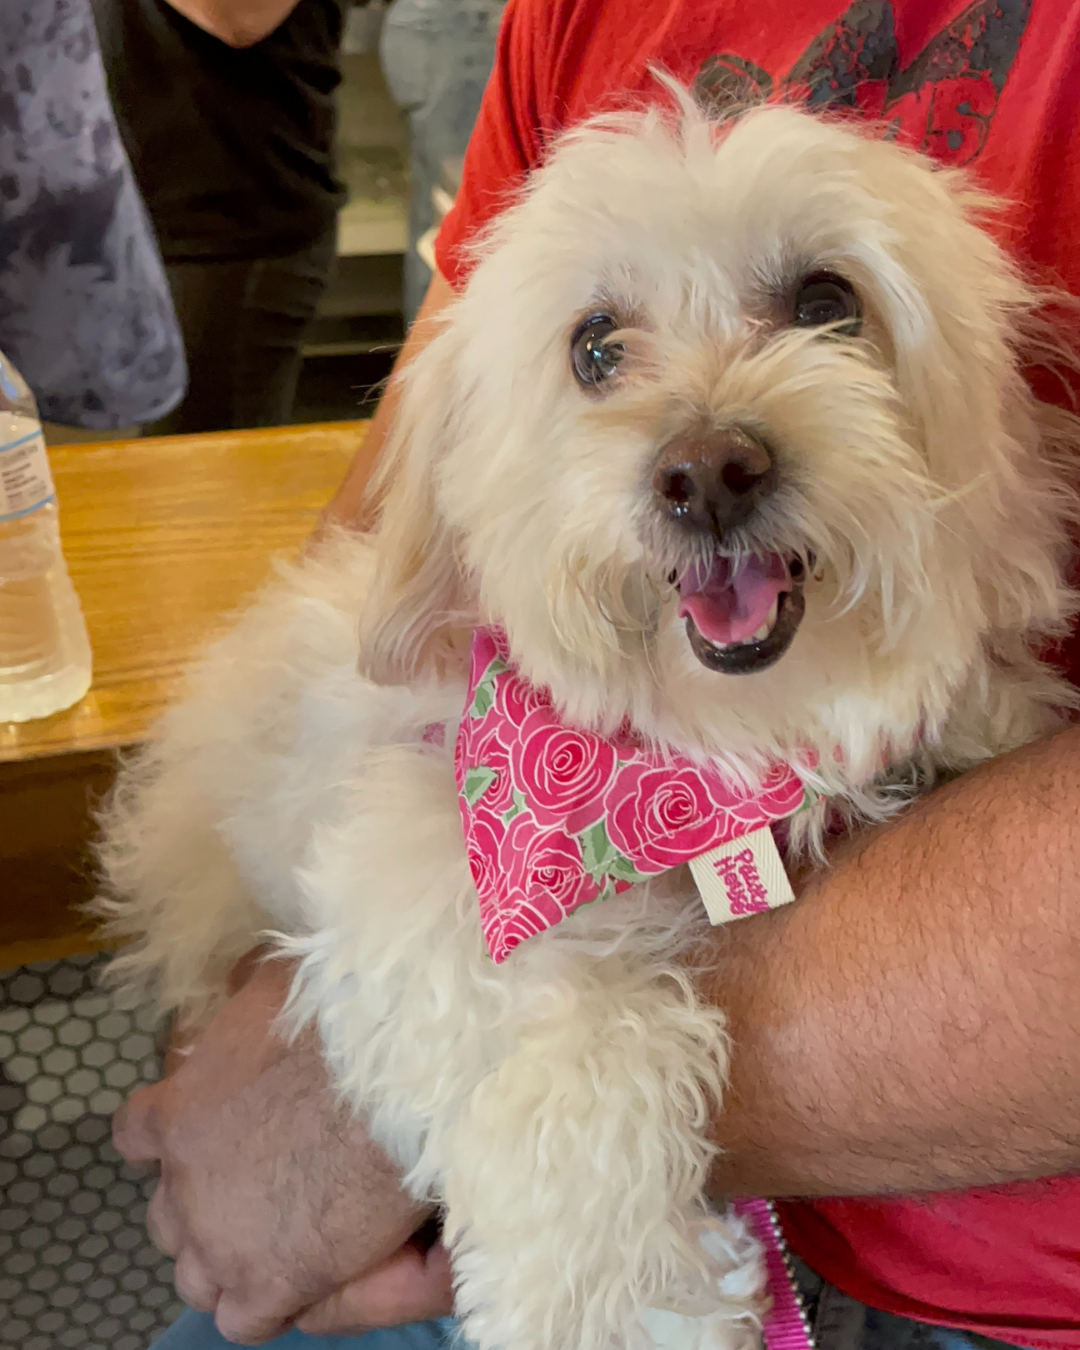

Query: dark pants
left=149, top=227, right=337, bottom=435
left=792, top=1256, right=1032, bottom=1350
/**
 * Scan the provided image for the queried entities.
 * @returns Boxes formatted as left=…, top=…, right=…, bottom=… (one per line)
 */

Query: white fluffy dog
left=97, top=88, right=1078, bottom=1350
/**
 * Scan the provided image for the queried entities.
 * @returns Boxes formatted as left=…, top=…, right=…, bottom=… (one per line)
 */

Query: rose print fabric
left=454, top=627, right=807, bottom=963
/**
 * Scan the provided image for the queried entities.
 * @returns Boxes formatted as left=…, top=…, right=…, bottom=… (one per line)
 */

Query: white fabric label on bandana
left=689, top=825, right=795, bottom=924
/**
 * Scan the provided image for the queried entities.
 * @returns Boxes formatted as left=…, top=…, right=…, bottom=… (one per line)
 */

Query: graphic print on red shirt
left=694, top=0, right=1030, bottom=169
left=434, top=2, right=1080, bottom=1345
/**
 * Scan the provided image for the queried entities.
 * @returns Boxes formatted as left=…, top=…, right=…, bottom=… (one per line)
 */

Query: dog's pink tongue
left=678, top=553, right=791, bottom=645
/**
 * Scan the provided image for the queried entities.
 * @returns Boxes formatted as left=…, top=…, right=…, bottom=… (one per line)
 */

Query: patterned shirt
left=0, top=0, right=185, bottom=428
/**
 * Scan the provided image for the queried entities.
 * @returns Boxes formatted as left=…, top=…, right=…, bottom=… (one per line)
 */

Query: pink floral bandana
left=454, top=628, right=808, bottom=963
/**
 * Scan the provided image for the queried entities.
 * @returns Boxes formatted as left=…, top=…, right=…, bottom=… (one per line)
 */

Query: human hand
left=293, top=1222, right=455, bottom=1337
left=113, top=956, right=434, bottom=1343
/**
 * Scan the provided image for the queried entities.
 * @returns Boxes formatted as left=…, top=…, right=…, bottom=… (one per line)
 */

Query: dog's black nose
left=653, top=427, right=775, bottom=536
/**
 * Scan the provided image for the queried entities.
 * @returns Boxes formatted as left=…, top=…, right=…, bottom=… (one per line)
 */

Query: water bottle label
left=0, top=428, right=56, bottom=523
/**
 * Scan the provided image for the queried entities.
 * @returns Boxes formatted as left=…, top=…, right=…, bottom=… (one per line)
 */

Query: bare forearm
left=162, top=0, right=300, bottom=46
left=709, top=726, right=1080, bottom=1198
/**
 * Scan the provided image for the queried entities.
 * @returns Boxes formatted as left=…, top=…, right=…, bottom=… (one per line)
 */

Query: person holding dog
left=117, top=1, right=1080, bottom=1348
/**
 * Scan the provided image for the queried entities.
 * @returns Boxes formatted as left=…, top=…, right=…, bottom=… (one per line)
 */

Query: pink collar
left=733, top=1199, right=816, bottom=1350
left=453, top=628, right=807, bottom=963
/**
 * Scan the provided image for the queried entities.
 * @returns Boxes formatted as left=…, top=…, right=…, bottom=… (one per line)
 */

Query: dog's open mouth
left=676, top=552, right=806, bottom=674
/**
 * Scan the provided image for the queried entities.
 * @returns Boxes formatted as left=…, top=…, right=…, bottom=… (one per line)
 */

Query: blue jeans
left=151, top=1313, right=459, bottom=1350
left=379, top=0, right=507, bottom=319
left=151, top=1266, right=1030, bottom=1350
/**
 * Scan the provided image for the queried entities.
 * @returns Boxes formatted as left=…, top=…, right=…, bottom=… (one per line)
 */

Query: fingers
left=112, top=1083, right=166, bottom=1165
left=143, top=1172, right=185, bottom=1257
left=151, top=1183, right=305, bottom=1344
left=171, top=1248, right=302, bottom=1344
left=294, top=1287, right=372, bottom=1339
left=143, top=1169, right=226, bottom=1325
left=295, top=1241, right=455, bottom=1337
left=213, top=1306, right=293, bottom=1346
left=213, top=1277, right=307, bottom=1346
left=172, top=1249, right=222, bottom=1315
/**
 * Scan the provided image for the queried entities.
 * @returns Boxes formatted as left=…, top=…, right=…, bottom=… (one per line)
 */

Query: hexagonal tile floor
left=0, top=954, right=185, bottom=1349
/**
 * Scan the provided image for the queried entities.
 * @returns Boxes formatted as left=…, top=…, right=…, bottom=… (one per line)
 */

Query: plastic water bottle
left=0, top=351, right=92, bottom=722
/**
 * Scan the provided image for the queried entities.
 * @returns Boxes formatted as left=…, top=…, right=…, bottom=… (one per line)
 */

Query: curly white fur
left=96, top=91, right=1078, bottom=1350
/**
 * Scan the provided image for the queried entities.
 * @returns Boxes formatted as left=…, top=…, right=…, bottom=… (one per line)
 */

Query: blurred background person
left=0, top=0, right=185, bottom=434
left=379, top=0, right=505, bottom=322
left=92, top=0, right=348, bottom=433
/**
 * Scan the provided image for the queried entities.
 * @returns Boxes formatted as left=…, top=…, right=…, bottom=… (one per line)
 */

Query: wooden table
left=0, top=421, right=368, bottom=970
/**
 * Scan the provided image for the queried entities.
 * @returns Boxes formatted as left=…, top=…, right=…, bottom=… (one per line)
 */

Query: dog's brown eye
left=792, top=272, right=861, bottom=335
left=570, top=314, right=625, bottom=387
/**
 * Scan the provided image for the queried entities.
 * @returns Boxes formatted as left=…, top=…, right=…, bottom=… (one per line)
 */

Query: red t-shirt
left=435, top=1, right=1080, bottom=1345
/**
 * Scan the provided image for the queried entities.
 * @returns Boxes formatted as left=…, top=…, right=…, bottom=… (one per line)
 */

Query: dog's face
left=364, top=98, right=1070, bottom=785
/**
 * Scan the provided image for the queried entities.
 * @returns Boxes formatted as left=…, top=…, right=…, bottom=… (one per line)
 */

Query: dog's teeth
left=750, top=600, right=780, bottom=643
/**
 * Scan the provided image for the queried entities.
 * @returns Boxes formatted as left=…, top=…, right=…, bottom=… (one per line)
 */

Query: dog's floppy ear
left=358, top=317, right=469, bottom=686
